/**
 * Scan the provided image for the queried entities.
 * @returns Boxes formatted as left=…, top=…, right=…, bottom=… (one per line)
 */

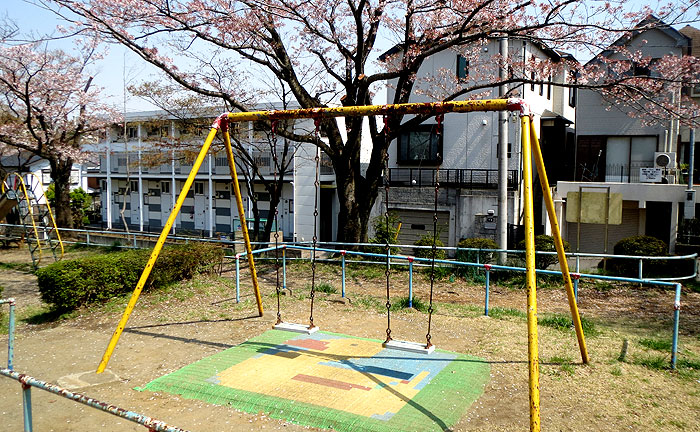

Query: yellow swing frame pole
left=96, top=125, right=220, bottom=374
left=521, top=115, right=540, bottom=432
left=221, top=122, right=264, bottom=317
left=529, top=118, right=589, bottom=364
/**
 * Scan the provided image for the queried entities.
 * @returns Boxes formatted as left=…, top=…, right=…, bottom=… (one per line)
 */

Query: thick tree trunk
left=49, top=157, right=74, bottom=228
left=333, top=153, right=379, bottom=246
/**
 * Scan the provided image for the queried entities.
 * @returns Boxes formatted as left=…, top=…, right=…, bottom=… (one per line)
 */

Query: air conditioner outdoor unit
left=654, top=152, right=677, bottom=169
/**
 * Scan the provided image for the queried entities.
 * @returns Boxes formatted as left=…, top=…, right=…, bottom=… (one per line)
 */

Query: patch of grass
left=0, top=261, right=35, bottom=273
left=538, top=313, right=598, bottom=336
left=488, top=307, right=526, bottom=320
left=633, top=354, right=669, bottom=371
left=549, top=355, right=573, bottom=365
left=314, top=282, right=337, bottom=294
left=20, top=304, right=79, bottom=325
left=390, top=296, right=430, bottom=313
left=639, top=337, right=673, bottom=352
left=347, top=263, right=385, bottom=280
left=352, top=295, right=385, bottom=313
left=435, top=302, right=481, bottom=318
left=610, top=365, right=623, bottom=376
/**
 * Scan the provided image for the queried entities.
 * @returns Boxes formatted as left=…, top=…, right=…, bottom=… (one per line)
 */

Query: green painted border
left=138, top=330, right=489, bottom=432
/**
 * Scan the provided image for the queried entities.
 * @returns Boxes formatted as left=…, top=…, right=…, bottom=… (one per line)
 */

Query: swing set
left=95, top=98, right=589, bottom=432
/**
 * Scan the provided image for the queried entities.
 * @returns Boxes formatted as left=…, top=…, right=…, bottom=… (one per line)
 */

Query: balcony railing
left=388, top=168, right=519, bottom=189
left=602, top=164, right=681, bottom=184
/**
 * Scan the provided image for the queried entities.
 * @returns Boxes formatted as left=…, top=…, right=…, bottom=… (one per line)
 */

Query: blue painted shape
left=319, top=345, right=458, bottom=390
left=370, top=411, right=397, bottom=421
left=318, top=361, right=413, bottom=381
left=205, top=376, right=221, bottom=385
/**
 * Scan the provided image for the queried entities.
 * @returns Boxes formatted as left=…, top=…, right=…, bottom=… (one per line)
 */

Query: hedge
left=36, top=243, right=224, bottom=311
left=517, top=234, right=570, bottom=269
left=608, top=235, right=673, bottom=277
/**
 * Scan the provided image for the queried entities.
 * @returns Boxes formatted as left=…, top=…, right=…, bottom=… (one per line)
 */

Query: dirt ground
left=1, top=247, right=700, bottom=431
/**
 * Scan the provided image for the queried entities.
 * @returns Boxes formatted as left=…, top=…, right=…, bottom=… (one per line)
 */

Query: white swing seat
left=383, top=339, right=435, bottom=354
left=273, top=322, right=319, bottom=334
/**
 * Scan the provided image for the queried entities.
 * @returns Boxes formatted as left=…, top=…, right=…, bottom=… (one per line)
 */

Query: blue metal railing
left=228, top=244, right=690, bottom=369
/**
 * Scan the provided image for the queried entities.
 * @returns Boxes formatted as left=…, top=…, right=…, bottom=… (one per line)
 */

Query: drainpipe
left=498, top=36, right=509, bottom=263
left=106, top=138, right=112, bottom=229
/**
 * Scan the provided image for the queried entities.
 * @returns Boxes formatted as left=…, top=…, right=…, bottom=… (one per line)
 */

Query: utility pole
left=498, top=37, right=509, bottom=263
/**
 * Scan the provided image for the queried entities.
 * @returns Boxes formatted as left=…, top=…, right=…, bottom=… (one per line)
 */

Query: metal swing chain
left=309, top=118, right=321, bottom=329
left=271, top=120, right=282, bottom=325
left=425, top=113, right=443, bottom=348
left=383, top=115, right=392, bottom=343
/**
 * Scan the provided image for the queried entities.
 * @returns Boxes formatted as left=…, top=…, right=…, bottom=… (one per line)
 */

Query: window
left=605, top=136, right=657, bottom=182
left=255, top=192, right=270, bottom=202
left=161, top=181, right=170, bottom=194
left=456, top=54, right=469, bottom=80
left=288, top=199, right=293, bottom=214
left=130, top=180, right=138, bottom=193
left=568, top=87, right=577, bottom=107
left=546, top=76, right=551, bottom=100
left=397, top=124, right=443, bottom=165
left=160, top=126, right=169, bottom=138
left=530, top=72, right=535, bottom=91
left=127, top=127, right=138, bottom=139
left=496, top=142, right=512, bottom=159
left=194, top=181, right=204, bottom=195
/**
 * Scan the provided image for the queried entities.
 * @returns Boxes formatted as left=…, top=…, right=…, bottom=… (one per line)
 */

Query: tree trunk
left=49, top=157, right=74, bottom=228
left=333, top=154, right=379, bottom=246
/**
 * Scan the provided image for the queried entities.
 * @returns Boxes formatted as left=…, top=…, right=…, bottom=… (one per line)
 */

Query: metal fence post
left=573, top=275, right=579, bottom=304
left=282, top=247, right=287, bottom=292
left=86, top=232, right=90, bottom=246
left=8, top=300, right=15, bottom=370
left=638, top=259, right=643, bottom=281
left=671, top=283, right=681, bottom=369
left=408, top=257, right=414, bottom=308
left=22, top=383, right=33, bottom=432
left=484, top=264, right=491, bottom=316
left=341, top=251, right=346, bottom=298
left=235, top=255, right=240, bottom=303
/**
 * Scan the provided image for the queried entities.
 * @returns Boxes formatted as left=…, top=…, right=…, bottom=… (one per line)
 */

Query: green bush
left=413, top=234, right=446, bottom=260
left=36, top=243, right=223, bottom=311
left=365, top=212, right=401, bottom=258
left=455, top=237, right=498, bottom=277
left=46, top=185, right=93, bottom=228
left=517, top=235, right=570, bottom=269
left=609, top=235, right=668, bottom=277
left=613, top=235, right=667, bottom=257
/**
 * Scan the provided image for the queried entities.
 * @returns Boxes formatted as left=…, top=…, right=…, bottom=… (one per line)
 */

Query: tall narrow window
left=530, top=72, right=535, bottom=91
left=546, top=76, right=552, bottom=100
left=456, top=55, right=469, bottom=80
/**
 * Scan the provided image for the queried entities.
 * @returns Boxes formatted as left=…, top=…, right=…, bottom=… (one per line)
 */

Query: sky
left=2, top=0, right=698, bottom=114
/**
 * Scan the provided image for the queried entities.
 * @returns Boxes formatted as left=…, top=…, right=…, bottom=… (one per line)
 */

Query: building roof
left=378, top=36, right=574, bottom=63
left=588, top=15, right=690, bottom=66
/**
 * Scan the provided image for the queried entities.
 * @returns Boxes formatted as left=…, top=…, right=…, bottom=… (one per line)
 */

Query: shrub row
left=36, top=243, right=224, bottom=311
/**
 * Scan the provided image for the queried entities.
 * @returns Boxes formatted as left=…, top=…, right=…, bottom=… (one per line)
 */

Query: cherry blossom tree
left=0, top=37, right=117, bottom=227
left=48, top=0, right=700, bottom=242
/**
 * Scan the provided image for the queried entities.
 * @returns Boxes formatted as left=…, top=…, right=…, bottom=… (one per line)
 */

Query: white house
left=556, top=16, right=695, bottom=254
left=90, top=108, right=337, bottom=243
left=380, top=38, right=577, bottom=248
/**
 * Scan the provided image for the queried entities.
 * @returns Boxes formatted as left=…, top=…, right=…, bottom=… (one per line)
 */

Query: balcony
left=387, top=168, right=519, bottom=189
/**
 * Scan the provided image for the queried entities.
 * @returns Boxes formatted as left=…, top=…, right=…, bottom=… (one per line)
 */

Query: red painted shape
left=292, top=374, right=372, bottom=391
left=285, top=339, right=329, bottom=351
